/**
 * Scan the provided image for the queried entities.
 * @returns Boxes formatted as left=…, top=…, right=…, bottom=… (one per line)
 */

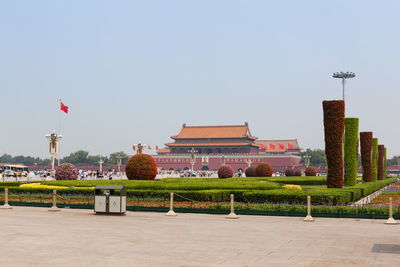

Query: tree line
left=0, top=150, right=129, bottom=166
left=300, top=149, right=399, bottom=166
left=1, top=149, right=399, bottom=167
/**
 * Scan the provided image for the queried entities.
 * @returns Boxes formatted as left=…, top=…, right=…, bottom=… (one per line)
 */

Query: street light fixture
left=332, top=71, right=356, bottom=102
left=188, top=148, right=198, bottom=171
left=45, top=132, right=62, bottom=172
left=303, top=155, right=311, bottom=168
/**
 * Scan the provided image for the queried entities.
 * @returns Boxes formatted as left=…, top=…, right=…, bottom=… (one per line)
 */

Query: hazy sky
left=1, top=0, right=399, bottom=158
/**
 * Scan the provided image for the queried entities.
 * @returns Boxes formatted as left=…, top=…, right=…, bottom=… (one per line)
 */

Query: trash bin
left=94, top=185, right=126, bottom=214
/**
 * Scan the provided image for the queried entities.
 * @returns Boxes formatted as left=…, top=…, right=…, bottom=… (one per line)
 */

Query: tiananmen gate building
left=152, top=123, right=303, bottom=172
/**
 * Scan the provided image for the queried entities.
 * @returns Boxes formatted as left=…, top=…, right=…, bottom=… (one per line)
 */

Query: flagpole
left=58, top=99, right=62, bottom=133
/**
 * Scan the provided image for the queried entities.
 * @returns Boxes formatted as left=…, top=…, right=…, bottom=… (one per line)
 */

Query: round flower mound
left=55, top=163, right=78, bottom=180
left=294, top=170, right=302, bottom=176
left=285, top=169, right=295, bottom=177
left=245, top=167, right=257, bottom=177
left=125, top=154, right=157, bottom=180
left=256, top=162, right=273, bottom=177
left=218, top=165, right=233, bottom=179
left=305, top=166, right=317, bottom=176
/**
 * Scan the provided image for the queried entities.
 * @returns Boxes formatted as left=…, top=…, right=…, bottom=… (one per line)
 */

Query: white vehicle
left=0, top=164, right=28, bottom=178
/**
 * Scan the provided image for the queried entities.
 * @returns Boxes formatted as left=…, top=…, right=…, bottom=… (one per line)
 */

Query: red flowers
left=256, top=162, right=273, bottom=177
left=323, top=100, right=345, bottom=188
left=125, top=154, right=157, bottom=180
left=360, top=132, right=373, bottom=182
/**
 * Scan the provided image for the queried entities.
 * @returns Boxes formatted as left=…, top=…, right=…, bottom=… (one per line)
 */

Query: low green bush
left=265, top=177, right=327, bottom=185
left=243, top=189, right=353, bottom=205
left=1, top=177, right=395, bottom=205
left=40, top=178, right=283, bottom=191
left=351, top=178, right=396, bottom=197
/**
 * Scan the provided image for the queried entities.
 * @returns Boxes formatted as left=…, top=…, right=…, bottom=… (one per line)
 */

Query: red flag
left=60, top=101, right=69, bottom=114
left=278, top=144, right=285, bottom=149
left=259, top=144, right=266, bottom=149
left=288, top=143, right=294, bottom=149
left=156, top=146, right=159, bottom=150
left=132, top=145, right=136, bottom=151
left=269, top=144, right=276, bottom=149
left=148, top=146, right=152, bottom=150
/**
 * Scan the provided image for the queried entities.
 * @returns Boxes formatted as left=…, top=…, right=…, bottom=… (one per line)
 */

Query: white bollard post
left=0, top=188, right=13, bottom=209
left=226, top=194, right=239, bottom=219
left=303, top=196, right=314, bottom=222
left=48, top=190, right=61, bottom=212
left=385, top=197, right=397, bottom=225
left=165, top=192, right=177, bottom=216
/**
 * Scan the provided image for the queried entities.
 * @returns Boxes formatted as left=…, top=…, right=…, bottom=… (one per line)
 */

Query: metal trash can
left=94, top=185, right=126, bottom=214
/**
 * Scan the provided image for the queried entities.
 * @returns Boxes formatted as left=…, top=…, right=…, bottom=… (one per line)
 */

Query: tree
left=387, top=156, right=399, bottom=166
left=61, top=150, right=90, bottom=165
left=0, top=153, right=50, bottom=165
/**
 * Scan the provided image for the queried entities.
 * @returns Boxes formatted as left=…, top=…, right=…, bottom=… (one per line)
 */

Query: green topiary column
left=371, top=138, right=378, bottom=182
left=377, top=145, right=385, bottom=180
left=344, top=118, right=359, bottom=186
left=384, top=148, right=387, bottom=179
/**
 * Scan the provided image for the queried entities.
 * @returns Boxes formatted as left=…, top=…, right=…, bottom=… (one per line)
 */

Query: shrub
left=125, top=154, right=157, bottom=180
left=245, top=167, right=257, bottom=177
left=266, top=177, right=326, bottom=185
left=55, top=163, right=78, bottom=180
left=372, top=138, right=378, bottom=182
left=256, top=163, right=273, bottom=177
left=377, top=145, right=385, bottom=180
left=305, top=166, right=317, bottom=176
left=360, top=132, right=373, bottom=182
left=344, top=118, right=359, bottom=186
left=285, top=169, right=295, bottom=177
left=282, top=184, right=302, bottom=190
left=294, top=170, right=302, bottom=176
left=218, top=165, right=233, bottom=179
left=323, top=100, right=345, bottom=188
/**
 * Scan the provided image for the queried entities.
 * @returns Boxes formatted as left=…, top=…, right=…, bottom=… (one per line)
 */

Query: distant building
left=153, top=123, right=302, bottom=171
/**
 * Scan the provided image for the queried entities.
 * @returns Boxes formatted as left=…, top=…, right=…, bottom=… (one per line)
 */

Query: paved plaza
left=0, top=207, right=400, bottom=266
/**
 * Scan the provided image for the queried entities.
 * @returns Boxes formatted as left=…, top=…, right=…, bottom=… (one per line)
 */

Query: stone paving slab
left=0, top=207, right=400, bottom=266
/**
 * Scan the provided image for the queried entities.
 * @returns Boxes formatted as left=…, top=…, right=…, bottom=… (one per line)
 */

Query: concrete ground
left=0, top=207, right=399, bottom=267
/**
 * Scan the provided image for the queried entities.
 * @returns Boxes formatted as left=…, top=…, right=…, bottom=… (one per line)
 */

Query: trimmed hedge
left=266, top=177, right=326, bottom=185
left=323, top=100, right=345, bottom=188
left=360, top=132, right=373, bottom=182
left=351, top=178, right=396, bottom=197
left=39, top=178, right=283, bottom=191
left=1, top=178, right=396, bottom=205
left=344, top=118, right=359, bottom=186
left=377, top=145, right=385, bottom=180
left=372, top=138, right=378, bottom=182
